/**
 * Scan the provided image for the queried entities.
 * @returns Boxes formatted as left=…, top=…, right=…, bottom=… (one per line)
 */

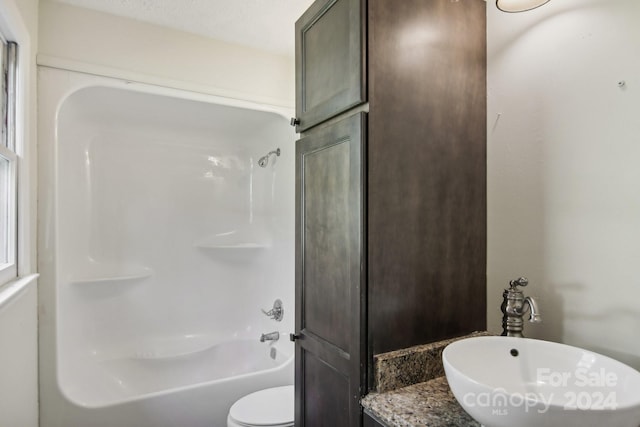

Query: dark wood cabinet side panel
left=367, top=0, right=487, bottom=356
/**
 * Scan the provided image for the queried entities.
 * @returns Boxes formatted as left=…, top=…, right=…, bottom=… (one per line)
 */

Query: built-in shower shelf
left=69, top=266, right=153, bottom=285
left=195, top=242, right=270, bottom=249
left=194, top=230, right=272, bottom=250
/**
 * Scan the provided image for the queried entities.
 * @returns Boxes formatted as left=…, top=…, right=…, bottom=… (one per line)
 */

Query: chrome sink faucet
left=501, top=277, right=542, bottom=337
left=260, top=331, right=280, bottom=342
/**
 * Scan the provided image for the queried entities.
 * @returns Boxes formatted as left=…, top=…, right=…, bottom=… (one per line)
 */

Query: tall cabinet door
left=295, top=113, right=366, bottom=427
left=294, top=0, right=366, bottom=132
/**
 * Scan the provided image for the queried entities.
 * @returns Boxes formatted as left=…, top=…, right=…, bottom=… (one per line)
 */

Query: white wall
left=488, top=0, right=640, bottom=369
left=38, top=1, right=295, bottom=108
left=0, top=0, right=38, bottom=425
left=0, top=277, right=38, bottom=427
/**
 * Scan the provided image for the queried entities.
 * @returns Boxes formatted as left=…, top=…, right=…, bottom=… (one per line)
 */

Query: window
left=0, top=38, right=17, bottom=285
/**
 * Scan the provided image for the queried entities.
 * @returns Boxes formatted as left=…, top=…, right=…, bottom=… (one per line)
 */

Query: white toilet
left=227, top=385, right=294, bottom=427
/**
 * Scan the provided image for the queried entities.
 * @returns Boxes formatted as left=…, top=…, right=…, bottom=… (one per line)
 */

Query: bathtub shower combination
left=38, top=67, right=295, bottom=427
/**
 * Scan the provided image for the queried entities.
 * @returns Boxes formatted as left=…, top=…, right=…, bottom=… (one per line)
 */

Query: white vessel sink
left=443, top=336, right=640, bottom=427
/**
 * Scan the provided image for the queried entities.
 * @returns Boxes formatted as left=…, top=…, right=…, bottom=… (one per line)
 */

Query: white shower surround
left=38, top=67, right=295, bottom=427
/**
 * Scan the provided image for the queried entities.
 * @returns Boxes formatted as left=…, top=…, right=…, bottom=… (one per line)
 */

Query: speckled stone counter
left=361, top=332, right=488, bottom=427
left=372, top=331, right=489, bottom=393
left=362, top=376, right=480, bottom=427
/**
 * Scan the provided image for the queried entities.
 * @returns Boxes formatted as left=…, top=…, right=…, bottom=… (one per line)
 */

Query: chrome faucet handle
left=509, top=277, right=529, bottom=289
left=261, top=299, right=283, bottom=322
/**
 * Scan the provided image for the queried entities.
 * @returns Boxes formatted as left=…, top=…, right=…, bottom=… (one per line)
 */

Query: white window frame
left=0, top=38, right=17, bottom=285
left=0, top=144, right=17, bottom=285
left=0, top=0, right=33, bottom=287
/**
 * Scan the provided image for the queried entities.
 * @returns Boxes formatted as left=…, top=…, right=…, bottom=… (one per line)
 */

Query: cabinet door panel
left=295, top=113, right=366, bottom=427
left=302, top=140, right=351, bottom=351
left=301, top=351, right=350, bottom=427
left=295, top=0, right=366, bottom=132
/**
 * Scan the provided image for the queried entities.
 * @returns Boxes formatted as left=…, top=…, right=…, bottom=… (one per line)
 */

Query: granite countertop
left=361, top=332, right=488, bottom=427
left=372, top=332, right=489, bottom=393
left=361, top=376, right=480, bottom=427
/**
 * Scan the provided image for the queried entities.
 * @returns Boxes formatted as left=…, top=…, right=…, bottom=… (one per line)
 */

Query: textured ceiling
left=51, top=0, right=316, bottom=56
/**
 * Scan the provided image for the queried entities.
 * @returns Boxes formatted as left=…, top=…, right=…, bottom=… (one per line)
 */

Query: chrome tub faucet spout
left=260, top=331, right=280, bottom=342
left=501, top=277, right=542, bottom=337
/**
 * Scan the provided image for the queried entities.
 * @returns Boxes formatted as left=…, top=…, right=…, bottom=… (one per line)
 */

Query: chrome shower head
left=258, top=148, right=281, bottom=168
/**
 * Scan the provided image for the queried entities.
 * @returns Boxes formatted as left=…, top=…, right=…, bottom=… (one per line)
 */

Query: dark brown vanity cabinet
left=363, top=411, right=386, bottom=427
left=294, top=0, right=487, bottom=426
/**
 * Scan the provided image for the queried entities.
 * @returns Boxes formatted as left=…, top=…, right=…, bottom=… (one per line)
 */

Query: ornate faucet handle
left=509, top=277, right=528, bottom=288
left=261, top=299, right=284, bottom=322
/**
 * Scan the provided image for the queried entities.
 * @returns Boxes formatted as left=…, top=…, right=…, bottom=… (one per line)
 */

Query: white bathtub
left=66, top=338, right=293, bottom=408
left=38, top=67, right=295, bottom=427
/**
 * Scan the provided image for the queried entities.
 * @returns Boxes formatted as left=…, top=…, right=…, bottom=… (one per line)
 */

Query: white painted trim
left=39, top=65, right=295, bottom=126
left=0, top=0, right=35, bottom=278
left=37, top=54, right=295, bottom=109
left=0, top=273, right=38, bottom=313
left=0, top=144, right=17, bottom=285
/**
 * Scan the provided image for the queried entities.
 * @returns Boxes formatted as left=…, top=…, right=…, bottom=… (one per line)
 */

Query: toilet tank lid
left=229, top=385, right=294, bottom=426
